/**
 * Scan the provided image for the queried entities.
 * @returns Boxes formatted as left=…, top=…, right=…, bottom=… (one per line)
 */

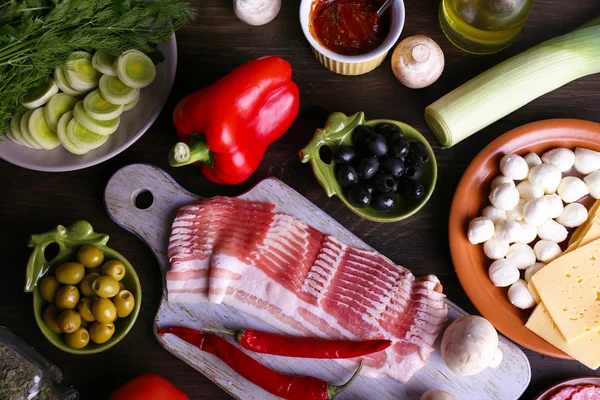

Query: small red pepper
left=204, top=327, right=391, bottom=359
left=169, top=56, right=300, bottom=184
left=109, top=373, right=189, bottom=400
left=159, top=326, right=362, bottom=400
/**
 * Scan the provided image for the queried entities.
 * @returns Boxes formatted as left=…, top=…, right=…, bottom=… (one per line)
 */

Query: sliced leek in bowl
left=65, top=51, right=101, bottom=92
left=44, top=93, right=78, bottom=132
left=22, top=79, right=59, bottom=109
left=115, top=50, right=156, bottom=89
left=57, top=112, right=88, bottom=155
left=28, top=107, right=60, bottom=150
left=99, top=75, right=140, bottom=105
left=92, top=50, right=117, bottom=77
left=73, top=102, right=120, bottom=136
left=83, top=90, right=124, bottom=120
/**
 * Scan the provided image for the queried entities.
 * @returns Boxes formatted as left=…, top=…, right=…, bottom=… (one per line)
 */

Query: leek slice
left=20, top=109, right=42, bottom=149
left=54, top=68, right=86, bottom=97
left=28, top=107, right=60, bottom=150
left=73, top=102, right=120, bottom=135
left=65, top=51, right=101, bottom=92
left=57, top=111, right=88, bottom=155
left=83, top=90, right=123, bottom=120
left=10, top=111, right=33, bottom=148
left=5, top=131, right=19, bottom=145
left=22, top=79, right=59, bottom=109
left=115, top=50, right=156, bottom=89
left=66, top=117, right=109, bottom=150
left=92, top=50, right=117, bottom=76
left=44, top=93, right=78, bottom=132
left=123, top=90, right=140, bottom=111
left=98, top=75, right=139, bottom=105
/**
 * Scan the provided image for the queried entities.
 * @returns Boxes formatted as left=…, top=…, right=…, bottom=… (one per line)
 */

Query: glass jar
left=0, top=326, right=79, bottom=400
left=439, top=0, right=534, bottom=54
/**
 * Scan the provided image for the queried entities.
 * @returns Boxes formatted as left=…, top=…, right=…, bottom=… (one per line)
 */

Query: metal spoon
left=377, top=0, right=394, bottom=17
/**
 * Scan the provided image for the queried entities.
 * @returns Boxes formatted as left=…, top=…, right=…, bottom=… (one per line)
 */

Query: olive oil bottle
left=439, top=0, right=534, bottom=54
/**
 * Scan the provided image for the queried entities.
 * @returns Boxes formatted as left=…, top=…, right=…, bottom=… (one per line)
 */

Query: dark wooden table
left=2, top=1, right=600, bottom=399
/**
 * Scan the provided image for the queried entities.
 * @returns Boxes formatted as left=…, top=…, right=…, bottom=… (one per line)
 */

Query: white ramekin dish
left=299, top=0, right=405, bottom=76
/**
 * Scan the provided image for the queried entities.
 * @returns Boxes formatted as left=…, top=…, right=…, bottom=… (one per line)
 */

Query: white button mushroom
left=556, top=203, right=588, bottom=228
left=584, top=171, right=600, bottom=199
left=506, top=243, right=536, bottom=269
left=391, top=35, right=445, bottom=89
left=420, top=390, right=456, bottom=400
left=441, top=316, right=502, bottom=376
left=524, top=152, right=542, bottom=169
left=489, top=183, right=520, bottom=211
left=489, top=347, right=503, bottom=368
left=516, top=180, right=544, bottom=201
left=482, top=205, right=507, bottom=222
left=537, top=219, right=568, bottom=243
left=490, top=175, right=514, bottom=191
left=544, top=194, right=564, bottom=219
left=534, top=240, right=562, bottom=262
left=524, top=262, right=546, bottom=282
left=557, top=176, right=589, bottom=203
left=574, top=147, right=600, bottom=175
left=493, top=219, right=523, bottom=243
left=488, top=259, right=520, bottom=287
left=516, top=221, right=538, bottom=244
left=467, top=217, right=495, bottom=244
left=484, top=238, right=509, bottom=260
left=508, top=279, right=536, bottom=309
left=523, top=197, right=549, bottom=226
left=541, top=148, right=575, bottom=172
left=528, top=164, right=562, bottom=194
left=499, top=154, right=529, bottom=180
left=234, top=0, right=281, bottom=26
left=507, top=199, right=525, bottom=221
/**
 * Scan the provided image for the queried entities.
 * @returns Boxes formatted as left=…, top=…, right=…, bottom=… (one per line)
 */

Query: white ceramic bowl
left=299, top=0, right=405, bottom=75
left=0, top=35, right=177, bottom=172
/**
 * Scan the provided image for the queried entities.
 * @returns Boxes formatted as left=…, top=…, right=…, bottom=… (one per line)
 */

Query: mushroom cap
left=420, top=390, right=456, bottom=400
left=391, top=35, right=444, bottom=89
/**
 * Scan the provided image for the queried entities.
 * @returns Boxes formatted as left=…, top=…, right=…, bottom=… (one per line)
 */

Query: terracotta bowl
left=449, top=119, right=600, bottom=359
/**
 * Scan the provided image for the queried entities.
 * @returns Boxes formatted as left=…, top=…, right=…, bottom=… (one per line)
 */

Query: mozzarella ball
left=574, top=147, right=600, bottom=175
left=534, top=240, right=562, bottom=262
left=507, top=199, right=525, bottom=221
left=500, top=154, right=529, bottom=180
left=516, top=180, right=544, bottom=201
left=524, top=262, right=546, bottom=282
left=506, top=243, right=536, bottom=269
left=489, top=183, right=520, bottom=211
left=493, top=219, right=523, bottom=243
left=516, top=221, right=538, bottom=244
left=524, top=152, right=542, bottom=169
left=544, top=194, right=564, bottom=219
left=557, top=176, right=589, bottom=203
left=508, top=280, right=536, bottom=309
left=489, top=259, right=520, bottom=287
left=491, top=175, right=514, bottom=191
left=482, top=205, right=507, bottom=222
left=537, top=219, right=568, bottom=243
left=484, top=238, right=509, bottom=260
left=541, top=148, right=575, bottom=172
left=528, top=164, right=561, bottom=194
left=468, top=217, right=495, bottom=244
left=523, top=197, right=549, bottom=226
left=420, top=390, right=456, bottom=400
left=556, top=203, right=588, bottom=228
left=584, top=171, right=600, bottom=199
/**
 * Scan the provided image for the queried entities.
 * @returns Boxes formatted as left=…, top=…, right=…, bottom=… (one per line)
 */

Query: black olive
left=371, top=192, right=397, bottom=211
left=336, top=165, right=359, bottom=187
left=381, top=157, right=405, bottom=177
left=353, top=125, right=374, bottom=147
left=377, top=124, right=402, bottom=138
left=408, top=141, right=430, bottom=164
left=366, top=133, right=388, bottom=157
left=405, top=165, right=422, bottom=180
left=359, top=182, right=373, bottom=194
left=388, top=135, right=410, bottom=159
left=347, top=185, right=372, bottom=208
left=357, top=156, right=379, bottom=180
left=390, top=179, right=398, bottom=193
left=372, top=172, right=396, bottom=193
left=333, top=145, right=356, bottom=165
left=399, top=180, right=425, bottom=200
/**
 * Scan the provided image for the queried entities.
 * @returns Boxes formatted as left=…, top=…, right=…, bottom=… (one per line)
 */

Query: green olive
left=55, top=262, right=85, bottom=285
left=54, top=285, right=80, bottom=309
left=76, top=297, right=95, bottom=322
left=100, top=260, right=126, bottom=281
left=92, top=298, right=117, bottom=324
left=79, top=272, right=100, bottom=297
left=92, top=276, right=120, bottom=298
left=65, top=327, right=89, bottom=349
left=40, top=275, right=61, bottom=303
left=43, top=305, right=62, bottom=334
left=118, top=281, right=126, bottom=291
left=58, top=309, right=81, bottom=333
left=112, top=290, right=135, bottom=318
left=77, top=245, right=104, bottom=268
left=89, top=322, right=115, bottom=344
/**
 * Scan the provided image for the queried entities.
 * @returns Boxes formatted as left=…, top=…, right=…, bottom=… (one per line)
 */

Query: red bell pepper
left=109, top=374, right=189, bottom=400
left=169, top=56, right=300, bottom=184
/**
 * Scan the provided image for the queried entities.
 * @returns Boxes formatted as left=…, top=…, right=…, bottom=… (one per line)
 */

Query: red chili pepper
left=169, top=56, right=300, bottom=184
left=109, top=373, right=189, bottom=400
left=159, top=326, right=362, bottom=400
left=204, top=327, right=391, bottom=358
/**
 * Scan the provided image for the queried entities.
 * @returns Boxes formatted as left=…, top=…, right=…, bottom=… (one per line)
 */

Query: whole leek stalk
left=425, top=17, right=600, bottom=148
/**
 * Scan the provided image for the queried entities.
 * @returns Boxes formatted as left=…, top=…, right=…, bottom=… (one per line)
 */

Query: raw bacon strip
left=550, top=386, right=581, bottom=400
left=569, top=385, right=600, bottom=400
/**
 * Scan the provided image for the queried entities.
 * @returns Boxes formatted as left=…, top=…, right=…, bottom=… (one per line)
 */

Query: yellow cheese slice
left=569, top=201, right=600, bottom=246
left=528, top=280, right=541, bottom=304
left=531, top=238, right=600, bottom=342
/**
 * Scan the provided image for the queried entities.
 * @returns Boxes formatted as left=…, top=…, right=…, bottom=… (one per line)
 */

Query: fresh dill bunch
left=0, top=0, right=196, bottom=133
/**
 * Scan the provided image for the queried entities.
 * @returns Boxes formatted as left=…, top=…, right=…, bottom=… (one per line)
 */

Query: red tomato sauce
left=310, top=0, right=389, bottom=56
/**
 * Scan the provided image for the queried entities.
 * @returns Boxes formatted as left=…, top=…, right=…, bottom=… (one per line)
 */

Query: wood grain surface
left=1, top=1, right=599, bottom=399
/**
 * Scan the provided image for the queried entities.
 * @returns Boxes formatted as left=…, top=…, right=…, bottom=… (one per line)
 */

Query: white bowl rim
left=299, top=0, right=405, bottom=63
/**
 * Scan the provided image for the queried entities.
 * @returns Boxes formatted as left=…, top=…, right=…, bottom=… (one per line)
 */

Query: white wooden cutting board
left=104, top=164, right=531, bottom=400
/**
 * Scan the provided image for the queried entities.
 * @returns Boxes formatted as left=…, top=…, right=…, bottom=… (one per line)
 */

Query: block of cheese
left=530, top=238, right=600, bottom=342
left=528, top=281, right=541, bottom=304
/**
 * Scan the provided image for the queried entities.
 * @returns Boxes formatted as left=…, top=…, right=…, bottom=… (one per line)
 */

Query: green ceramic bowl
left=300, top=112, right=437, bottom=222
left=26, top=221, right=141, bottom=355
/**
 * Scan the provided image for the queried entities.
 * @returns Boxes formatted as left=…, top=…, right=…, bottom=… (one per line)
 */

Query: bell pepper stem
left=202, top=327, right=243, bottom=342
left=326, top=360, right=363, bottom=399
left=169, top=133, right=214, bottom=168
